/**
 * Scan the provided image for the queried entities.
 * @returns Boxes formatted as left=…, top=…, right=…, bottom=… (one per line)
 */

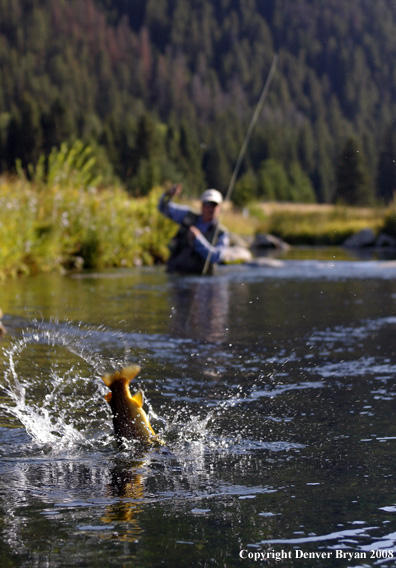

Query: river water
left=1, top=255, right=396, bottom=567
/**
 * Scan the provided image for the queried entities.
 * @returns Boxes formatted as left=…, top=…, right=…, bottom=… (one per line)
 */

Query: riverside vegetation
left=0, top=142, right=395, bottom=280
left=0, top=142, right=175, bottom=279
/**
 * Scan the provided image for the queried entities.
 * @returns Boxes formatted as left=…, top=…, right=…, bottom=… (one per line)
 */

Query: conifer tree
left=376, top=124, right=396, bottom=203
left=7, top=94, right=43, bottom=169
left=203, top=139, right=232, bottom=193
left=130, top=112, right=163, bottom=194
left=334, top=137, right=374, bottom=206
left=41, top=98, right=75, bottom=155
left=232, top=169, right=258, bottom=207
left=288, top=161, right=316, bottom=203
left=178, top=122, right=205, bottom=194
left=258, top=159, right=289, bottom=201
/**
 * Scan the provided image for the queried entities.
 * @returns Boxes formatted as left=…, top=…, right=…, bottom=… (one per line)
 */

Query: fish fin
left=120, top=365, right=141, bottom=384
left=102, top=364, right=141, bottom=387
left=131, top=389, right=144, bottom=408
left=104, top=392, right=112, bottom=403
left=102, top=373, right=113, bottom=387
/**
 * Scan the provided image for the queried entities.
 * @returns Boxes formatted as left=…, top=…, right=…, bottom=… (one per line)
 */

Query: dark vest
left=167, top=211, right=224, bottom=274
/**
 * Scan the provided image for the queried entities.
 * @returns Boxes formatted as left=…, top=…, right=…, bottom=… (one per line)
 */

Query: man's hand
left=188, top=226, right=201, bottom=240
left=166, top=183, right=182, bottom=198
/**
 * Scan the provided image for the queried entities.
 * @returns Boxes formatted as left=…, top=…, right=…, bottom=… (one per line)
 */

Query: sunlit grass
left=220, top=206, right=262, bottom=236
left=0, top=175, right=394, bottom=280
left=241, top=202, right=388, bottom=245
left=0, top=177, right=175, bottom=279
left=220, top=201, right=389, bottom=244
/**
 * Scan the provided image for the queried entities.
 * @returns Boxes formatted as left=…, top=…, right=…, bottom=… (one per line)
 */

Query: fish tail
left=102, top=365, right=141, bottom=387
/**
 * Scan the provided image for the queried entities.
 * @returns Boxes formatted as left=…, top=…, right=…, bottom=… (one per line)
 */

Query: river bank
left=0, top=176, right=395, bottom=279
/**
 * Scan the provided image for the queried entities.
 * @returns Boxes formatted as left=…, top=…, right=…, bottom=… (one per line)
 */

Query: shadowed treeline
left=0, top=0, right=395, bottom=204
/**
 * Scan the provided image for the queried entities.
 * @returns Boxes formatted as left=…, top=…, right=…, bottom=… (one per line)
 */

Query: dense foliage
left=0, top=0, right=396, bottom=204
left=0, top=171, right=175, bottom=279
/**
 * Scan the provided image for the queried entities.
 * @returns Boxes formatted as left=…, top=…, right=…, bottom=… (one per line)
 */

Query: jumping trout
left=103, top=365, right=163, bottom=447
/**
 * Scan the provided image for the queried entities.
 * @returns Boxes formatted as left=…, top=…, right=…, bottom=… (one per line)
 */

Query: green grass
left=0, top=175, right=395, bottom=280
left=0, top=178, right=175, bottom=279
left=242, top=202, right=390, bottom=245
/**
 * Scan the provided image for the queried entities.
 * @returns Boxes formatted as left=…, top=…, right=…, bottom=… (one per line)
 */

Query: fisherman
left=158, top=183, right=229, bottom=274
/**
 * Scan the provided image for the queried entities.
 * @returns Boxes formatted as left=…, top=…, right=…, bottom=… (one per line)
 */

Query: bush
left=0, top=175, right=175, bottom=278
left=232, top=170, right=258, bottom=208
left=25, top=140, right=105, bottom=190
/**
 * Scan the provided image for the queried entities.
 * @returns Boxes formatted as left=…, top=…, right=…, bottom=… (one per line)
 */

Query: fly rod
left=202, top=53, right=279, bottom=275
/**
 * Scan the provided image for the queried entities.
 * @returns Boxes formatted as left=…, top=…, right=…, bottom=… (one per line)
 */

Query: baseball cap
left=200, top=189, right=223, bottom=204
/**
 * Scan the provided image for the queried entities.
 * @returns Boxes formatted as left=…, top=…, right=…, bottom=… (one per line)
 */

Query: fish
left=103, top=365, right=164, bottom=447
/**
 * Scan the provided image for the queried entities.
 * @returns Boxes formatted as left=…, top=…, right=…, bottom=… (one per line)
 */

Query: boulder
left=222, top=245, right=253, bottom=264
left=228, top=232, right=250, bottom=248
left=246, top=257, right=284, bottom=268
left=343, top=228, right=376, bottom=248
left=251, top=233, right=290, bottom=250
left=376, top=232, right=396, bottom=248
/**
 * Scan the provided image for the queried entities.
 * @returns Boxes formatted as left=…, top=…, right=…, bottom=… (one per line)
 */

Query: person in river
left=158, top=183, right=229, bottom=274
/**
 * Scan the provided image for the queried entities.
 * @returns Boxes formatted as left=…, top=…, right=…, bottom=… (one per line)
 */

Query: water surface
left=1, top=258, right=396, bottom=566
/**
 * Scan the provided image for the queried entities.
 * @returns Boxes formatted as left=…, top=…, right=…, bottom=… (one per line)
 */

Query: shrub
left=0, top=176, right=175, bottom=278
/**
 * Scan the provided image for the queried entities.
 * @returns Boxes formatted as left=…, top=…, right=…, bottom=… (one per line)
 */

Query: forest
left=0, top=0, right=396, bottom=205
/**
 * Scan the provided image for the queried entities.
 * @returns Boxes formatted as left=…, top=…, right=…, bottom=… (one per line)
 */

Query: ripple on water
left=2, top=264, right=396, bottom=565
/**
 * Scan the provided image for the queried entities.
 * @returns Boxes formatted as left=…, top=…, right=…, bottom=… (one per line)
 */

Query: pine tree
left=178, top=122, right=205, bottom=195
left=376, top=124, right=396, bottom=204
left=258, top=159, right=289, bottom=201
left=203, top=139, right=232, bottom=193
left=288, top=161, right=316, bottom=203
left=232, top=169, right=258, bottom=207
left=6, top=93, right=43, bottom=170
left=334, top=137, right=374, bottom=206
left=41, top=98, right=75, bottom=155
left=129, top=112, right=167, bottom=195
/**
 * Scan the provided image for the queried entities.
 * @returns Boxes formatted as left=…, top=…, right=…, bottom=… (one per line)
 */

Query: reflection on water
left=1, top=260, right=396, bottom=566
left=169, top=277, right=230, bottom=342
left=101, top=457, right=147, bottom=541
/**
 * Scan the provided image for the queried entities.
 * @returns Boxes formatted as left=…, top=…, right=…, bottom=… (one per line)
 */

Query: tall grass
left=0, top=141, right=179, bottom=279
left=246, top=202, right=389, bottom=245
left=0, top=140, right=395, bottom=280
left=0, top=177, right=175, bottom=279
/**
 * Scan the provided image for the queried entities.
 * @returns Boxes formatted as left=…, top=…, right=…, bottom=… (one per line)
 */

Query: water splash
left=0, top=318, right=122, bottom=453
left=0, top=317, right=299, bottom=459
left=0, top=319, right=224, bottom=456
